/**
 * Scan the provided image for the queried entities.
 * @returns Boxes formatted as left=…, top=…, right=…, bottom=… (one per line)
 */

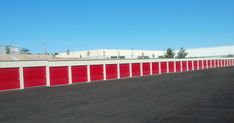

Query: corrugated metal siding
left=1, top=58, right=233, bottom=68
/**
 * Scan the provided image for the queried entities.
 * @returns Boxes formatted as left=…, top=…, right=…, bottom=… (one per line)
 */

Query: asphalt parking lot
left=0, top=67, right=234, bottom=123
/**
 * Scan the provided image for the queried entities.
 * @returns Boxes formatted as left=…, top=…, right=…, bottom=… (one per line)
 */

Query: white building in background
left=0, top=45, right=20, bottom=54
left=57, top=49, right=163, bottom=59
left=56, top=45, right=234, bottom=59
left=182, top=45, right=234, bottom=58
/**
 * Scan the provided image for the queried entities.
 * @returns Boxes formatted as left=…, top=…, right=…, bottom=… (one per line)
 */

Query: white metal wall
left=0, top=58, right=233, bottom=68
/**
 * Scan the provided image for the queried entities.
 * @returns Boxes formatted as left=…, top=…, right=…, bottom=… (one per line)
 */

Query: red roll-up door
left=106, top=64, right=117, bottom=80
left=225, top=59, right=227, bottom=67
left=193, top=61, right=198, bottom=70
left=203, top=60, right=207, bottom=69
left=120, top=64, right=130, bottom=78
left=219, top=59, right=222, bottom=67
left=227, top=59, right=230, bottom=66
left=0, top=68, right=20, bottom=90
left=152, top=62, right=159, bottom=74
left=176, top=61, right=181, bottom=72
left=50, top=66, right=69, bottom=86
left=90, top=65, right=104, bottom=81
left=72, top=65, right=87, bottom=83
left=208, top=60, right=211, bottom=69
left=142, top=63, right=150, bottom=75
left=188, top=61, right=193, bottom=71
left=218, top=60, right=220, bottom=67
left=227, top=59, right=229, bottom=67
left=161, top=62, right=167, bottom=73
left=215, top=60, right=219, bottom=68
left=212, top=60, right=215, bottom=68
left=23, top=67, right=46, bottom=88
left=169, top=61, right=174, bottom=73
left=132, top=63, right=141, bottom=77
left=226, top=60, right=228, bottom=67
left=199, top=60, right=203, bottom=70
left=182, top=61, right=187, bottom=71
left=223, top=60, right=225, bottom=67
left=224, top=60, right=226, bottom=67
left=222, top=60, right=225, bottom=67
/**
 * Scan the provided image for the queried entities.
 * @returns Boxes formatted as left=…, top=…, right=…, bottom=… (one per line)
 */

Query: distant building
left=180, top=46, right=234, bottom=58
left=56, top=45, right=234, bottom=59
left=56, top=49, right=163, bottom=59
left=0, top=45, right=20, bottom=54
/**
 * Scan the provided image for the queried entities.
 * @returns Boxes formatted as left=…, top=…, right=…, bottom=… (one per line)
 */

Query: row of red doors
left=1, top=59, right=233, bottom=90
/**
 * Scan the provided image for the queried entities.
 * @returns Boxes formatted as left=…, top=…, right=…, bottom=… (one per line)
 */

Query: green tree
left=226, top=54, right=234, bottom=57
left=53, top=52, right=59, bottom=56
left=5, top=46, right=10, bottom=54
left=177, top=47, right=188, bottom=58
left=158, top=55, right=164, bottom=58
left=164, top=48, right=175, bottom=58
left=20, top=48, right=30, bottom=54
left=152, top=53, right=155, bottom=58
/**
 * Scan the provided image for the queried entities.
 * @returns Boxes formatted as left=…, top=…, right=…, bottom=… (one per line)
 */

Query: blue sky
left=0, top=0, right=233, bottom=53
